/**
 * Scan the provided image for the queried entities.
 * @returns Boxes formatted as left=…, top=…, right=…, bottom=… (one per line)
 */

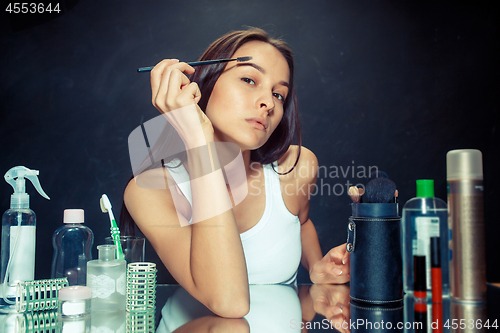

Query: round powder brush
left=364, top=177, right=397, bottom=203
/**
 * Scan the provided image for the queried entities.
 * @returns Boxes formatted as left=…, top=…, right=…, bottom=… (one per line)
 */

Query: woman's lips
left=246, top=117, right=268, bottom=131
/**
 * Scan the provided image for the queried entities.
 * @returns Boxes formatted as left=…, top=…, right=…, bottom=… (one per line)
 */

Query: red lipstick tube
left=431, top=237, right=442, bottom=303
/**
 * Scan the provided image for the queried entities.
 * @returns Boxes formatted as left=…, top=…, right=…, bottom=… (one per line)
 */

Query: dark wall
left=1, top=1, right=498, bottom=284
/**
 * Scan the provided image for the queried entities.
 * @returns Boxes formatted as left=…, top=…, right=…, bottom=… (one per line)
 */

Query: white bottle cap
left=64, top=209, right=85, bottom=224
left=446, top=149, right=483, bottom=181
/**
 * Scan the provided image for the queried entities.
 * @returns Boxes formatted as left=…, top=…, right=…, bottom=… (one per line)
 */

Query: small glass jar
left=58, top=286, right=91, bottom=318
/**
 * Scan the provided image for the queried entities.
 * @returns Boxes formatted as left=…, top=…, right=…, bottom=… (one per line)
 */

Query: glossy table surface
left=0, top=283, right=498, bottom=332
left=153, top=283, right=500, bottom=333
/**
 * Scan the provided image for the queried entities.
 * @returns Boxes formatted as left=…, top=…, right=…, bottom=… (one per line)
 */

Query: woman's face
left=205, top=40, right=290, bottom=152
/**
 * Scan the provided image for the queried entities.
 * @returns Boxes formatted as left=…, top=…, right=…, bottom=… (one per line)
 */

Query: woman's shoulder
left=124, top=168, right=190, bottom=227
left=124, top=169, right=171, bottom=213
left=126, top=168, right=167, bottom=191
left=276, top=145, right=318, bottom=183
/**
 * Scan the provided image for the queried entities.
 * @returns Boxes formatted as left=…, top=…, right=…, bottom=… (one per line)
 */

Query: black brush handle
left=137, top=58, right=238, bottom=73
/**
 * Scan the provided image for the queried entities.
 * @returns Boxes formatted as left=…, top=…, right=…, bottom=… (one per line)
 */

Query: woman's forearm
left=300, top=219, right=323, bottom=274
left=184, top=147, right=249, bottom=316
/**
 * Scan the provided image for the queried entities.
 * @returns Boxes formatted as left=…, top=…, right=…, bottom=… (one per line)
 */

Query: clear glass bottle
left=86, top=245, right=126, bottom=311
left=402, top=179, right=449, bottom=297
left=51, top=209, right=94, bottom=286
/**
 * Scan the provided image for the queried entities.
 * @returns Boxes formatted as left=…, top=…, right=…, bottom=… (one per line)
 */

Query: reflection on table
left=157, top=284, right=302, bottom=333
left=155, top=284, right=498, bottom=333
left=0, top=283, right=498, bottom=332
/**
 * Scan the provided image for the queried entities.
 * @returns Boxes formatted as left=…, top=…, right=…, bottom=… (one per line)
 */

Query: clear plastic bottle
left=1, top=166, right=50, bottom=313
left=51, top=209, right=94, bottom=286
left=86, top=245, right=126, bottom=311
left=402, top=179, right=449, bottom=297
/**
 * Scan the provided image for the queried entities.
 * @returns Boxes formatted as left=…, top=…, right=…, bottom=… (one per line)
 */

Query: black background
left=1, top=0, right=498, bottom=284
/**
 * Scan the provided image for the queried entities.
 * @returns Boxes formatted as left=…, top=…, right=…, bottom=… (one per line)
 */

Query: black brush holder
left=347, top=203, right=403, bottom=305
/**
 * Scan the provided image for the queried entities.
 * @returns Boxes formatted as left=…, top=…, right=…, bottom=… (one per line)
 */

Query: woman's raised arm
left=124, top=59, right=249, bottom=318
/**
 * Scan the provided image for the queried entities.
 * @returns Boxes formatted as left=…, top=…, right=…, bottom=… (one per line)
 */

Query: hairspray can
left=446, top=149, right=486, bottom=302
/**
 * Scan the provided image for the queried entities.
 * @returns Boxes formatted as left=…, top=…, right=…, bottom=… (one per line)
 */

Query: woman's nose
left=258, top=93, right=274, bottom=114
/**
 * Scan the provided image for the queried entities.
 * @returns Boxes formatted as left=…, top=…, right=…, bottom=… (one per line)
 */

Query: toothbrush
left=100, top=194, right=125, bottom=260
left=137, top=56, right=252, bottom=72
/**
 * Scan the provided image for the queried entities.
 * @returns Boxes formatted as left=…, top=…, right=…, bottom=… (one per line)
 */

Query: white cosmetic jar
left=58, top=286, right=91, bottom=318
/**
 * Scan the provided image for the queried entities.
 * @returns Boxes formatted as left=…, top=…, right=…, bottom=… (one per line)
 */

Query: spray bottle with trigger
left=0, top=166, right=50, bottom=313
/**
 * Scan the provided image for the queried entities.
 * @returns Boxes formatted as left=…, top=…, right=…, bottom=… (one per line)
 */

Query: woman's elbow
left=208, top=291, right=250, bottom=318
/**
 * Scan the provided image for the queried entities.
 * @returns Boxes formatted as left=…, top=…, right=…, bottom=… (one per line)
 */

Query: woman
left=124, top=28, right=349, bottom=318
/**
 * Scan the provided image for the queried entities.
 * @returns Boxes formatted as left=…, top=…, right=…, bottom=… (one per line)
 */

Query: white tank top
left=168, top=161, right=301, bottom=284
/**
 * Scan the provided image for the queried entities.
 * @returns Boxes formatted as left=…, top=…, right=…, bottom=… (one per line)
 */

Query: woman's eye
left=241, top=77, right=255, bottom=85
left=273, top=93, right=286, bottom=103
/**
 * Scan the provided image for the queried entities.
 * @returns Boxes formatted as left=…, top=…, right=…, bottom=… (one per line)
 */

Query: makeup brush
left=348, top=186, right=363, bottom=203
left=349, top=170, right=390, bottom=203
left=364, top=177, right=397, bottom=203
left=357, top=170, right=390, bottom=203
left=137, top=56, right=253, bottom=73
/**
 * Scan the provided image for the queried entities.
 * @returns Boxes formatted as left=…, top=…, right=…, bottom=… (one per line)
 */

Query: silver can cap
left=446, top=149, right=483, bottom=181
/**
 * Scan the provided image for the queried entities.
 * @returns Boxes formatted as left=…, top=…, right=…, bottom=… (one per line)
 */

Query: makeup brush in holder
left=347, top=174, right=403, bottom=305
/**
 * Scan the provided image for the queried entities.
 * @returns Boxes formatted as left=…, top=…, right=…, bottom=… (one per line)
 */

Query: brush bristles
left=100, top=198, right=108, bottom=213
left=236, top=56, right=252, bottom=62
left=365, top=177, right=397, bottom=203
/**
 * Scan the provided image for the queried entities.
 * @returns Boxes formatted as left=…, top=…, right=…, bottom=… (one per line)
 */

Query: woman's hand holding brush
left=150, top=59, right=214, bottom=148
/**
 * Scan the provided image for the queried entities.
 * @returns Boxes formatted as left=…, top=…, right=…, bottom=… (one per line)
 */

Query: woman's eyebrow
left=235, top=62, right=289, bottom=88
left=235, top=62, right=266, bottom=73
